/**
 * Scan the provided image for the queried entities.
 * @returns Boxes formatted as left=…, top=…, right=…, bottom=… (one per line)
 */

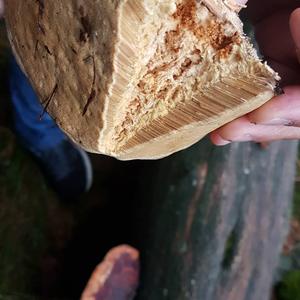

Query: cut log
left=5, top=0, right=278, bottom=160
left=136, top=140, right=298, bottom=300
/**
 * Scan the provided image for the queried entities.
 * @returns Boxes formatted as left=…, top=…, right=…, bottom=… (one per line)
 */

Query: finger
left=290, top=8, right=300, bottom=63
left=210, top=117, right=255, bottom=145
left=210, top=116, right=300, bottom=145
left=246, top=1, right=299, bottom=25
left=211, top=86, right=300, bottom=145
left=247, top=86, right=300, bottom=126
left=255, top=10, right=297, bottom=71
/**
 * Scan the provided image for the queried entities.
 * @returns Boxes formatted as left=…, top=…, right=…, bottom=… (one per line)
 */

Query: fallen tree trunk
left=137, top=140, right=298, bottom=300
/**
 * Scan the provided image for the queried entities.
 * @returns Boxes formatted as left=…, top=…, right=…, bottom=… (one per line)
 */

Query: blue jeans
left=9, top=58, right=65, bottom=155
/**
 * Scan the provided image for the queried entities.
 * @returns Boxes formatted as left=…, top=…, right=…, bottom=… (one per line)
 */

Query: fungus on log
left=5, top=0, right=278, bottom=160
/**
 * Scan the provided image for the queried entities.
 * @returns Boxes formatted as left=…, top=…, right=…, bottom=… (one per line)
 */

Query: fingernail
left=217, top=139, right=231, bottom=146
left=261, top=118, right=293, bottom=126
left=211, top=133, right=231, bottom=146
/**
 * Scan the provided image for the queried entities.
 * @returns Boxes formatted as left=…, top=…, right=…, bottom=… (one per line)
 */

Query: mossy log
left=137, top=140, right=298, bottom=300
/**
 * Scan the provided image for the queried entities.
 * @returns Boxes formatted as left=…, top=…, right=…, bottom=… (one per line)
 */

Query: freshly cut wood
left=5, top=0, right=279, bottom=160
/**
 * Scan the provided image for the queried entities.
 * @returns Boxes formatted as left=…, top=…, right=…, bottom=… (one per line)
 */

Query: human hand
left=211, top=1, right=300, bottom=145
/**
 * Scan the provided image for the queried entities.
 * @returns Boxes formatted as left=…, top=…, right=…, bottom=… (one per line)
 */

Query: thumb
left=290, top=8, right=300, bottom=63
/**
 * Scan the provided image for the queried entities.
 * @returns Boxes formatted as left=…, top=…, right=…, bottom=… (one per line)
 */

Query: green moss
left=277, top=271, right=300, bottom=300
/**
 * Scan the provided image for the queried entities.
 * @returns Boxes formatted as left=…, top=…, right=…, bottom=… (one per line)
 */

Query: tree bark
left=137, top=140, right=298, bottom=300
